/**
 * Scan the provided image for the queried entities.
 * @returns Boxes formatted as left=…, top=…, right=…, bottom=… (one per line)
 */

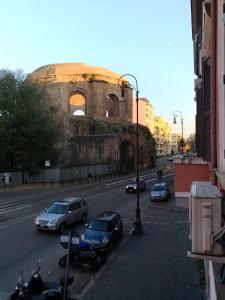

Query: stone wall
left=40, top=80, right=132, bottom=122
left=62, top=117, right=156, bottom=172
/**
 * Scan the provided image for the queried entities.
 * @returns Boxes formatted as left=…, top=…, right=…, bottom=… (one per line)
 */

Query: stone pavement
left=77, top=202, right=205, bottom=300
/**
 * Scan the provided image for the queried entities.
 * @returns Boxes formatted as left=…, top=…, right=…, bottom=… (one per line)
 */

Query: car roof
left=54, top=197, right=81, bottom=205
left=128, top=177, right=144, bottom=182
left=153, top=183, right=167, bottom=187
left=95, top=211, right=118, bottom=221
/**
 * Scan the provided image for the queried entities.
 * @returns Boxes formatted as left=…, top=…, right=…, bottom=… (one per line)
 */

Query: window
left=69, top=93, right=86, bottom=116
left=69, top=201, right=81, bottom=211
left=80, top=199, right=87, bottom=206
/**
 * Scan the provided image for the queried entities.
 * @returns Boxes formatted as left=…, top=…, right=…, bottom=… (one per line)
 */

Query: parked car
left=34, top=197, right=88, bottom=232
left=150, top=183, right=170, bottom=201
left=125, top=178, right=146, bottom=193
left=81, top=211, right=123, bottom=250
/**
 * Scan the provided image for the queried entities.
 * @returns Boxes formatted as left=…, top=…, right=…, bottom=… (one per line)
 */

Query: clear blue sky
left=0, top=0, right=194, bottom=137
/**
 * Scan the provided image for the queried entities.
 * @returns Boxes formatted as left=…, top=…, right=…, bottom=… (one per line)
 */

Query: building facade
left=132, top=97, right=154, bottom=135
left=174, top=1, right=225, bottom=299
left=171, top=133, right=182, bottom=154
left=154, top=116, right=172, bottom=156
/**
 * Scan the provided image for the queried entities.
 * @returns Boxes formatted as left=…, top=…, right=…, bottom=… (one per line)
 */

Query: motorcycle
left=58, top=231, right=107, bottom=272
left=10, top=261, right=74, bottom=300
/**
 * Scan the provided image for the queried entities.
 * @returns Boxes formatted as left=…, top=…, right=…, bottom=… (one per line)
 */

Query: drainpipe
left=211, top=0, right=217, bottom=185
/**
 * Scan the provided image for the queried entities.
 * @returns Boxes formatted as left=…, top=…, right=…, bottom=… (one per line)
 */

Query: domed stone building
left=27, top=63, right=156, bottom=180
left=27, top=63, right=132, bottom=122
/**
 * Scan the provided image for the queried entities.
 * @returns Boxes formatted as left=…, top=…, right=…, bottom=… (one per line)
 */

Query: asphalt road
left=0, top=165, right=174, bottom=298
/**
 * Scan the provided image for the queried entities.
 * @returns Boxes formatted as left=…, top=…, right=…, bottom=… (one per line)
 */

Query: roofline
left=191, top=0, right=198, bottom=39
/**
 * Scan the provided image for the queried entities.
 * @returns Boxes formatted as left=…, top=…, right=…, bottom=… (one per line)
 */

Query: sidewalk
left=78, top=202, right=205, bottom=300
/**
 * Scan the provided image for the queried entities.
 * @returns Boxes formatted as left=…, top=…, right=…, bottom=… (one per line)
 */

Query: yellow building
left=154, top=116, right=172, bottom=156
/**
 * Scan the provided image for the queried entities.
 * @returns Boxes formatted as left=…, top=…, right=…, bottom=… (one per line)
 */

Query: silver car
left=150, top=183, right=170, bottom=201
left=34, top=197, right=88, bottom=232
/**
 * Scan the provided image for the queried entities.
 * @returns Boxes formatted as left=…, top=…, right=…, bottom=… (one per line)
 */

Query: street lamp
left=172, top=111, right=184, bottom=155
left=118, top=74, right=143, bottom=235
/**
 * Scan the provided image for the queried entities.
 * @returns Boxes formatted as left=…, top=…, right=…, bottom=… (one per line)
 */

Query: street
left=0, top=167, right=174, bottom=297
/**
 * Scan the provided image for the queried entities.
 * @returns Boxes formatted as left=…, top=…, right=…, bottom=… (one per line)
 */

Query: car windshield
left=88, top=220, right=110, bottom=232
left=128, top=180, right=136, bottom=185
left=46, top=203, right=67, bottom=214
left=152, top=185, right=166, bottom=192
left=128, top=178, right=143, bottom=184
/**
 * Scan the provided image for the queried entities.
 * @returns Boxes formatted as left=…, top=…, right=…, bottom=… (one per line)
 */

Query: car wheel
left=81, top=213, right=87, bottom=223
left=58, top=255, right=67, bottom=268
left=59, top=222, right=66, bottom=233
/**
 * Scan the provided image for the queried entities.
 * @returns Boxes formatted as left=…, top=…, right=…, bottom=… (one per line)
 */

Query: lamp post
left=172, top=111, right=184, bottom=155
left=118, top=74, right=143, bottom=235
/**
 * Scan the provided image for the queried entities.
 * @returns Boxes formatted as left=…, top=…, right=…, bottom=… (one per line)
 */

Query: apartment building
left=132, top=97, right=154, bottom=135
left=154, top=116, right=172, bottom=156
left=174, top=1, right=225, bottom=299
left=171, top=133, right=182, bottom=154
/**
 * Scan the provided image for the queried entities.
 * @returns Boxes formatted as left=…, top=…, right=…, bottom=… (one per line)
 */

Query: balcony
left=174, top=155, right=210, bottom=208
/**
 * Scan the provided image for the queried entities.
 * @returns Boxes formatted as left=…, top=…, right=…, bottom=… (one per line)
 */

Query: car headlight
left=34, top=218, right=39, bottom=225
left=133, top=186, right=137, bottom=190
left=81, top=234, right=85, bottom=240
left=49, top=219, right=58, bottom=225
left=103, top=237, right=109, bottom=244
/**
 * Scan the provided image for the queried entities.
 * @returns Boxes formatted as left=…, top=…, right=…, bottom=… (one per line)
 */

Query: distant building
left=154, top=116, right=172, bottom=156
left=132, top=97, right=154, bottom=136
left=171, top=133, right=182, bottom=154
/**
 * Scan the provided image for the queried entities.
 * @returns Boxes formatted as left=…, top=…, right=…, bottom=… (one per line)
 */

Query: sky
left=0, top=0, right=194, bottom=137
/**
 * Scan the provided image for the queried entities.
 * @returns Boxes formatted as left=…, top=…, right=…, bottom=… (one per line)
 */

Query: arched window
left=73, top=109, right=85, bottom=116
left=105, top=94, right=119, bottom=117
left=69, top=93, right=86, bottom=116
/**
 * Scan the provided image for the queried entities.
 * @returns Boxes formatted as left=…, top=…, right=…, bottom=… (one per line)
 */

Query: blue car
left=81, top=211, right=123, bottom=250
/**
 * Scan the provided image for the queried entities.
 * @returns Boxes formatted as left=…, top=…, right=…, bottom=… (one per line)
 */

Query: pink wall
left=175, top=163, right=210, bottom=192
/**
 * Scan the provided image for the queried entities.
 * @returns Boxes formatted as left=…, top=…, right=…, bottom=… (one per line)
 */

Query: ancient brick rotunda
left=27, top=63, right=133, bottom=122
left=27, top=63, right=156, bottom=175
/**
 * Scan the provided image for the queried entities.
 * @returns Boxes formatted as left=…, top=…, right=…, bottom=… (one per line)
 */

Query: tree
left=186, top=134, right=196, bottom=152
left=0, top=69, right=60, bottom=174
left=177, top=138, right=186, bottom=154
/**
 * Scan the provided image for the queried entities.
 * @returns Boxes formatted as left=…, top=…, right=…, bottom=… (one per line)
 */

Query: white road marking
left=149, top=205, right=185, bottom=212
left=0, top=203, right=18, bottom=209
left=144, top=220, right=189, bottom=225
left=0, top=204, right=31, bottom=215
left=105, top=171, right=174, bottom=187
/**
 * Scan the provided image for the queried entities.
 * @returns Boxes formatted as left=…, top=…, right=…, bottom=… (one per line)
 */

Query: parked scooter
left=10, top=261, right=74, bottom=300
left=58, top=231, right=107, bottom=272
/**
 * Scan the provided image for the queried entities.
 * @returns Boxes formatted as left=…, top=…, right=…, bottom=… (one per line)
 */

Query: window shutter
left=202, top=57, right=211, bottom=162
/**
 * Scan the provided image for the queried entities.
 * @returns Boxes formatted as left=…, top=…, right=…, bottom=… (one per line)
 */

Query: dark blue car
left=81, top=211, right=123, bottom=250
